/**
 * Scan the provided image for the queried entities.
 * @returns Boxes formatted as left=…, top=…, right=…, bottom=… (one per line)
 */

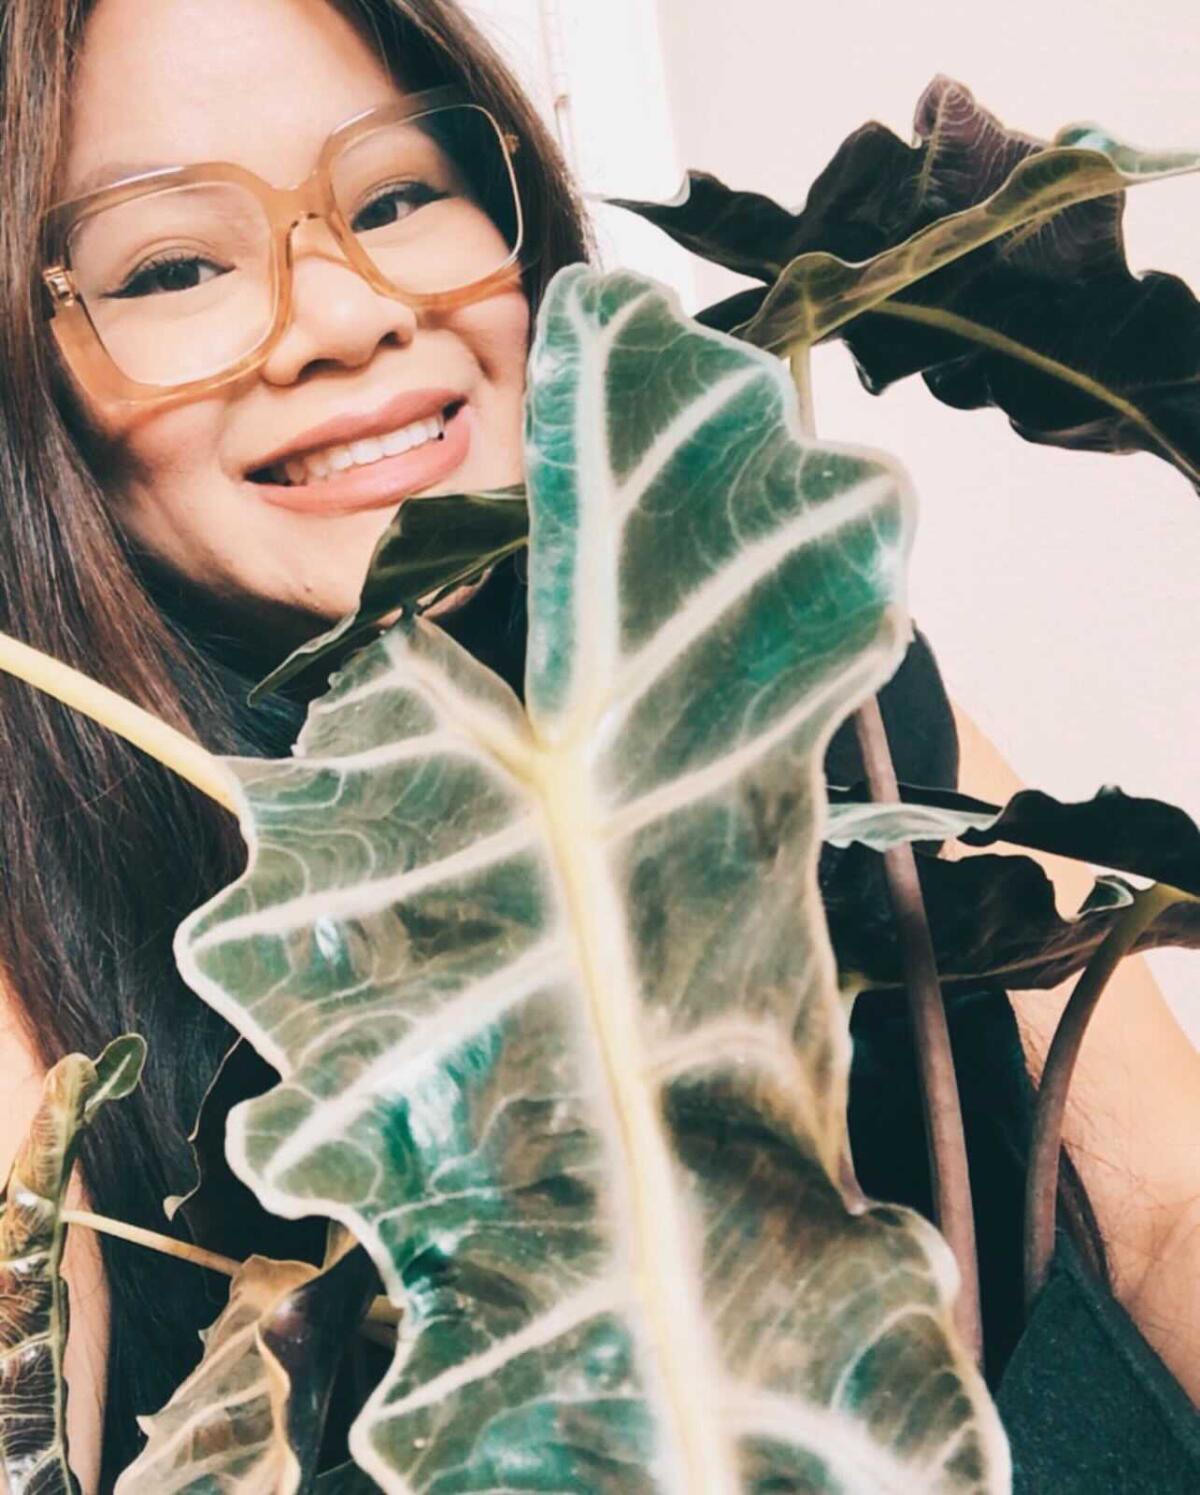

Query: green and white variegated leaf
left=0, top=1036, right=145, bottom=1495
left=176, top=265, right=1008, bottom=1492
left=824, top=799, right=997, bottom=851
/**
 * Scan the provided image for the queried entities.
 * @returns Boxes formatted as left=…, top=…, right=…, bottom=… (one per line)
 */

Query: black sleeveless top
left=827, top=622, right=1200, bottom=1492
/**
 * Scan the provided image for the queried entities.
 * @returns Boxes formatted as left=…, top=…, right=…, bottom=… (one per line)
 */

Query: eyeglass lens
left=64, top=105, right=521, bottom=388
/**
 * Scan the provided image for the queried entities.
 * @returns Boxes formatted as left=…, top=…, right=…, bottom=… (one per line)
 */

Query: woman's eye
left=351, top=180, right=445, bottom=232
left=111, top=255, right=228, bottom=300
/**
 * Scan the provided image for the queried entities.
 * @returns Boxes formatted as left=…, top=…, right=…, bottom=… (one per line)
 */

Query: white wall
left=467, top=0, right=1200, bottom=1036
left=462, top=0, right=698, bottom=297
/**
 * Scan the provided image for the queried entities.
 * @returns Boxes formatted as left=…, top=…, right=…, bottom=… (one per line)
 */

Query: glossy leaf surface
left=177, top=265, right=1007, bottom=1491
left=613, top=76, right=1200, bottom=491
left=0, top=1037, right=145, bottom=1495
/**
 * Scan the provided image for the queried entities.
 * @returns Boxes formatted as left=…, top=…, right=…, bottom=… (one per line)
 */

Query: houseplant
left=3, top=75, right=1199, bottom=1493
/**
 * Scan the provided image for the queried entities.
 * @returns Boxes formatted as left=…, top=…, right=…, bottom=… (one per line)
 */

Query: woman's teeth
left=273, top=408, right=448, bottom=486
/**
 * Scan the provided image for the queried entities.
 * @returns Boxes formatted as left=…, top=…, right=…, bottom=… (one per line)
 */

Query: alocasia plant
left=2, top=74, right=1199, bottom=1494
left=826, top=782, right=1200, bottom=892
left=173, top=265, right=1007, bottom=1491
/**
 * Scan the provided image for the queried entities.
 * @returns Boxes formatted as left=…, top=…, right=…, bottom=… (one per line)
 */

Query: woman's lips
left=249, top=399, right=473, bottom=515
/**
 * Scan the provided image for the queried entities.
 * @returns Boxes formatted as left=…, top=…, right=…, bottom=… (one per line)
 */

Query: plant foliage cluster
left=3, top=76, right=1200, bottom=1494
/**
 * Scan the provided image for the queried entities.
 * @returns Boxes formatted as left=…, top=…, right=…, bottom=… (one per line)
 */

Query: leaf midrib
left=868, top=298, right=1199, bottom=484
left=534, top=741, right=735, bottom=1492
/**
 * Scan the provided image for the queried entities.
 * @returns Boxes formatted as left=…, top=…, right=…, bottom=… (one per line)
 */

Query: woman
left=3, top=0, right=587, bottom=1486
left=1, top=0, right=1197, bottom=1490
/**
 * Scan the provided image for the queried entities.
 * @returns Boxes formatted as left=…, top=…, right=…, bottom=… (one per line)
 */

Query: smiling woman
left=52, top=1, right=535, bottom=624
left=6, top=1, right=1196, bottom=1493
left=0, top=0, right=590, bottom=1487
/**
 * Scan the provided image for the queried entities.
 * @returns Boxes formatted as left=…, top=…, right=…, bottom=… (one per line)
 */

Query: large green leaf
left=177, top=265, right=1008, bottom=1491
left=0, top=1036, right=146, bottom=1495
left=116, top=1248, right=376, bottom=1495
left=611, top=76, right=1200, bottom=491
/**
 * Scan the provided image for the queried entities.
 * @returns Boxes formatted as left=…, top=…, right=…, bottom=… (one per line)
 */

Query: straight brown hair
left=0, top=0, right=592, bottom=1483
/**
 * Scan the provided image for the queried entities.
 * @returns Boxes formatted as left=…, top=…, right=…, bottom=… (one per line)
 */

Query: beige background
left=472, top=0, right=1200, bottom=1035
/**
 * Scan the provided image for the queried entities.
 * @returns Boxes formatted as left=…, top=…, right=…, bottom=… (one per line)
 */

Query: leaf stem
left=61, top=1209, right=399, bottom=1334
left=0, top=629, right=238, bottom=814
left=853, top=695, right=983, bottom=1364
left=1023, top=881, right=1193, bottom=1310
left=784, top=341, right=982, bottom=1360
left=61, top=1208, right=241, bottom=1276
left=788, top=344, right=816, bottom=437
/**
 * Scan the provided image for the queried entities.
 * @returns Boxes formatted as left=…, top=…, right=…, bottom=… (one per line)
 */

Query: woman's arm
left=948, top=702, right=1200, bottom=1400
left=1, top=996, right=109, bottom=1494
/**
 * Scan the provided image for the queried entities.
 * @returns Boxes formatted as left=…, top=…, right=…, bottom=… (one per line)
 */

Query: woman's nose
left=258, top=214, right=419, bottom=384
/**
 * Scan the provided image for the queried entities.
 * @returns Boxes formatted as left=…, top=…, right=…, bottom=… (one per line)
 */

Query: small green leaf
left=825, top=793, right=998, bottom=851
left=954, top=787, right=1200, bottom=894
left=607, top=171, right=799, bottom=282
left=249, top=485, right=528, bottom=702
left=116, top=1248, right=376, bottom=1495
left=0, top=1036, right=147, bottom=1495
left=827, top=782, right=1200, bottom=895
left=84, top=1033, right=147, bottom=1120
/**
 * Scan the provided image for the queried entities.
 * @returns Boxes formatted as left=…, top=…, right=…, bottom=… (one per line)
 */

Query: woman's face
left=61, top=0, right=530, bottom=632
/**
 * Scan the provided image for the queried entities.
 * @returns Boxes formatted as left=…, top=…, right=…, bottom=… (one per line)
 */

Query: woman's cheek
left=452, top=288, right=532, bottom=379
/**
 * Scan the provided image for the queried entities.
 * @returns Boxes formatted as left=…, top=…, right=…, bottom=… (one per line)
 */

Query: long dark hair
left=0, top=0, right=592, bottom=1483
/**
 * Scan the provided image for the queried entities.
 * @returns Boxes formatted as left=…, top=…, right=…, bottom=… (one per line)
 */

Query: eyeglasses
left=39, top=86, right=525, bottom=407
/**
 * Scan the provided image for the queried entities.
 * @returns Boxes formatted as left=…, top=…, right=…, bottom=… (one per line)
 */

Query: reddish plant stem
left=853, top=694, right=983, bottom=1364
left=1023, top=881, right=1186, bottom=1312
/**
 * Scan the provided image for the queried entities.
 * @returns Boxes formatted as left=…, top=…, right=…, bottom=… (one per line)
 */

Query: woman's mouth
left=245, top=397, right=472, bottom=515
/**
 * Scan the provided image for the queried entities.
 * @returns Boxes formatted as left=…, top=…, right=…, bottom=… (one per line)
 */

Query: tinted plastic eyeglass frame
left=39, top=85, right=526, bottom=409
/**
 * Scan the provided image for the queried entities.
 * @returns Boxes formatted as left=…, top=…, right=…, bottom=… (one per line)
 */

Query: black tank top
left=832, top=623, right=1200, bottom=1492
